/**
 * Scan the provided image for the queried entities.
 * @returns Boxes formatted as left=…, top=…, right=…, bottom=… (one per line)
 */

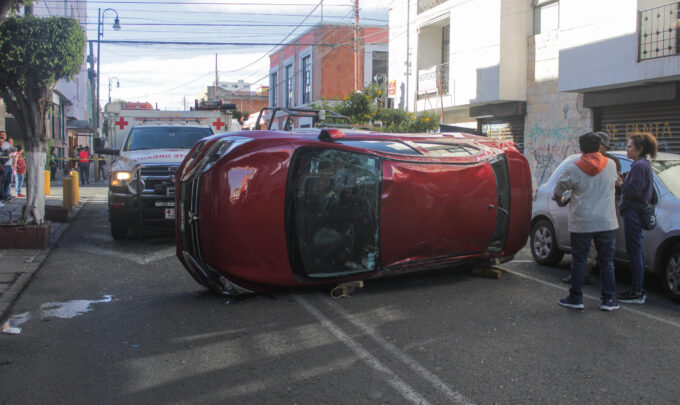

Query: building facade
left=268, top=23, right=389, bottom=116
left=205, top=85, right=270, bottom=117
left=389, top=0, right=680, bottom=188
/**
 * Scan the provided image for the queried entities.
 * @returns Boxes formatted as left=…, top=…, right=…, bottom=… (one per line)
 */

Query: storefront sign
left=388, top=80, right=397, bottom=96
left=603, top=121, right=672, bottom=141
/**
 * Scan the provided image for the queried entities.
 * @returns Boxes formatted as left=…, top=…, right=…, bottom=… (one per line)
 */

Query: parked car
left=531, top=151, right=680, bottom=303
left=174, top=108, right=532, bottom=295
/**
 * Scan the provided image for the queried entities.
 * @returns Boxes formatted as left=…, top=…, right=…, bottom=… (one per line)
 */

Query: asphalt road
left=1, top=192, right=679, bottom=404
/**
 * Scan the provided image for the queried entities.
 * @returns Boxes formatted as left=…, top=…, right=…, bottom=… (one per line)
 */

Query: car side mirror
left=94, top=137, right=119, bottom=156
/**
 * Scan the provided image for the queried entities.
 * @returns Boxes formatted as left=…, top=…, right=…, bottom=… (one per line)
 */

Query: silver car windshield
left=652, top=160, right=680, bottom=199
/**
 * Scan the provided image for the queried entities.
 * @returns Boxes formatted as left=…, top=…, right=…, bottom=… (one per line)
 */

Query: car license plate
left=155, top=201, right=175, bottom=207
left=164, top=208, right=175, bottom=219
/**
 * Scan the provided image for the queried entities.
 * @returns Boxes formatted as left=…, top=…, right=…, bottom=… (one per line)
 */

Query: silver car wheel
left=533, top=226, right=553, bottom=260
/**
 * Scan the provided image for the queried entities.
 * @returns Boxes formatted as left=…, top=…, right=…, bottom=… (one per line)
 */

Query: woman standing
left=617, top=133, right=658, bottom=304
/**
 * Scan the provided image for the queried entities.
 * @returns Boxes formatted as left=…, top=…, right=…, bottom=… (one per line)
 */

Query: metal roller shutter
left=595, top=100, right=680, bottom=153
left=478, top=115, right=525, bottom=153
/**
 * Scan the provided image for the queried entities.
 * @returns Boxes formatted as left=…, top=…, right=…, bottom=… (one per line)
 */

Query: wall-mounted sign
left=388, top=80, right=397, bottom=96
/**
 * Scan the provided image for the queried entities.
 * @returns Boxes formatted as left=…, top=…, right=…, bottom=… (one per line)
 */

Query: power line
left=92, top=40, right=340, bottom=46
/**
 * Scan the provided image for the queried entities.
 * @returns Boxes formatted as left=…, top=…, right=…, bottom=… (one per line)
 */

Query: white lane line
left=70, top=244, right=175, bottom=265
left=496, top=265, right=680, bottom=329
left=322, top=297, right=475, bottom=405
left=294, top=295, right=431, bottom=405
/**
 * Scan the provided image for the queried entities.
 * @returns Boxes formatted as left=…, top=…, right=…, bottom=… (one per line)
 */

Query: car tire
left=530, top=218, right=564, bottom=266
left=660, top=243, right=680, bottom=304
left=111, top=224, right=128, bottom=240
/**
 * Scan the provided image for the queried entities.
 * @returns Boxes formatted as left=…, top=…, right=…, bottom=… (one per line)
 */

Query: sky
left=75, top=0, right=393, bottom=111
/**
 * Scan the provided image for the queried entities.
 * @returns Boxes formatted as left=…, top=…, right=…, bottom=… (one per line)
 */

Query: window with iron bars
left=270, top=72, right=278, bottom=107
left=418, top=0, right=447, bottom=14
left=302, top=56, right=311, bottom=105
left=285, top=64, right=293, bottom=107
left=639, top=1, right=680, bottom=61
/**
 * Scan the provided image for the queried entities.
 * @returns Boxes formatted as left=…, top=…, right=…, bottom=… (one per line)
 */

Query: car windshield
left=124, top=127, right=213, bottom=151
left=652, top=160, right=680, bottom=199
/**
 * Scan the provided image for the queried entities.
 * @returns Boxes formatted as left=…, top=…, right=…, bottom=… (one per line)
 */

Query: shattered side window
left=336, top=140, right=421, bottom=155
left=414, top=142, right=481, bottom=157
left=286, top=148, right=381, bottom=278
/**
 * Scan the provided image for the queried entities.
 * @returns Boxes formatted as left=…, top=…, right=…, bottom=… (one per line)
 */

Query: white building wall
left=388, top=0, right=412, bottom=110
left=389, top=0, right=530, bottom=113
left=559, top=0, right=680, bottom=92
left=499, top=0, right=531, bottom=100
left=34, top=0, right=89, bottom=121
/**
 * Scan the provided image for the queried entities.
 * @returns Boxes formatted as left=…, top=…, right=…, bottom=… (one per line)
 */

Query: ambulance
left=95, top=101, right=239, bottom=239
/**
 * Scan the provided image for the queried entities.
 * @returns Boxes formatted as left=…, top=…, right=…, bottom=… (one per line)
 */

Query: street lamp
left=108, top=76, right=120, bottom=104
left=97, top=8, right=121, bottom=137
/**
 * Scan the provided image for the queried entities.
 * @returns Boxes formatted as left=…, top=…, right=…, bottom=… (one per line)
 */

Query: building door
left=478, top=115, right=526, bottom=153
left=595, top=100, right=680, bottom=153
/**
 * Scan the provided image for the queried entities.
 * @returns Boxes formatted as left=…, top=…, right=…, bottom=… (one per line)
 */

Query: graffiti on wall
left=525, top=123, right=581, bottom=189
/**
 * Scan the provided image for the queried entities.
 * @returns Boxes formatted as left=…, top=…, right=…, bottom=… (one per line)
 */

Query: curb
left=0, top=204, right=83, bottom=323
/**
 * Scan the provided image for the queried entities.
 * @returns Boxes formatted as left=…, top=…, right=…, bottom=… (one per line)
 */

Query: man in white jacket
left=554, top=132, right=620, bottom=311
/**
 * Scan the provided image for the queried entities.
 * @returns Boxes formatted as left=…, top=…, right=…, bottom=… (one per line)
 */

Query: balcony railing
left=417, top=62, right=449, bottom=98
left=418, top=0, right=447, bottom=14
left=639, top=1, right=680, bottom=61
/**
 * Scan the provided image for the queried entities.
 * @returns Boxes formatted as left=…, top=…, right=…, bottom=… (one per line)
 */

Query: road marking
left=70, top=244, right=176, bottom=265
left=322, top=297, right=475, bottom=405
left=295, top=295, right=432, bottom=405
left=496, top=265, right=680, bottom=329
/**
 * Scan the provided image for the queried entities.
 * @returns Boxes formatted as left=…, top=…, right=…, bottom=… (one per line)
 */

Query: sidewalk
left=0, top=173, right=108, bottom=324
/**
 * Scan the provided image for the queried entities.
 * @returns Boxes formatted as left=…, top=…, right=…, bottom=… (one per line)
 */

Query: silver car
left=531, top=151, right=680, bottom=303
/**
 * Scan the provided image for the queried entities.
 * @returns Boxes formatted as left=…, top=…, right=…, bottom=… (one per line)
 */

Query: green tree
left=0, top=16, right=85, bottom=222
left=0, top=0, right=32, bottom=23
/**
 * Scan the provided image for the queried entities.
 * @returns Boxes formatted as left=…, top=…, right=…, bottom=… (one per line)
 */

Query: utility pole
left=354, top=0, right=360, bottom=92
left=215, top=54, right=219, bottom=92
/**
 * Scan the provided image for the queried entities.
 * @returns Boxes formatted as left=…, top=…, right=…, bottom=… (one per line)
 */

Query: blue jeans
left=15, top=173, right=24, bottom=195
left=570, top=230, right=617, bottom=300
left=622, top=207, right=645, bottom=293
left=1, top=164, right=13, bottom=200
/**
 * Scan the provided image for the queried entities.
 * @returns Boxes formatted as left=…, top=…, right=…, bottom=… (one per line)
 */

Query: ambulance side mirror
left=94, top=137, right=119, bottom=156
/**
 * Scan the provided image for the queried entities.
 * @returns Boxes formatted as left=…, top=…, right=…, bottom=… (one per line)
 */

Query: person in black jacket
left=617, top=132, right=657, bottom=304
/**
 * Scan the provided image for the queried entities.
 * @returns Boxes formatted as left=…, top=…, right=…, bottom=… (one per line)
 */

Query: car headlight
left=110, top=171, right=132, bottom=187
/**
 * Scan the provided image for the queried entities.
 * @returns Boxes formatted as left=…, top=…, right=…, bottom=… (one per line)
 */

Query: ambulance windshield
left=124, top=126, right=214, bottom=151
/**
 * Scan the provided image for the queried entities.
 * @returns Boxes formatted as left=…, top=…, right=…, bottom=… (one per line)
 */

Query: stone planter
left=0, top=221, right=51, bottom=249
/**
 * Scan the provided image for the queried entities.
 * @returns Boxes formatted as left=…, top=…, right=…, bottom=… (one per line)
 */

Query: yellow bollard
left=44, top=170, right=51, bottom=196
left=69, top=170, right=79, bottom=206
left=62, top=177, right=73, bottom=210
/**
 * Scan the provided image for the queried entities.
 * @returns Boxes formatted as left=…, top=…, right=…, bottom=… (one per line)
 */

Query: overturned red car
left=175, top=111, right=531, bottom=295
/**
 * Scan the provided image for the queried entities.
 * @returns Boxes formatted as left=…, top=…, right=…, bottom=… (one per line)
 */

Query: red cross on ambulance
left=115, top=117, right=129, bottom=130
left=212, top=118, right=225, bottom=131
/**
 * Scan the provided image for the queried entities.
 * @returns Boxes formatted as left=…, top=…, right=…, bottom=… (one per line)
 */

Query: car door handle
left=488, top=204, right=495, bottom=210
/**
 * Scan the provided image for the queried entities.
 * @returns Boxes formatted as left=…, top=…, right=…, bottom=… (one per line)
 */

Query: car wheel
left=111, top=224, right=128, bottom=240
left=530, top=218, right=564, bottom=266
left=661, top=244, right=680, bottom=304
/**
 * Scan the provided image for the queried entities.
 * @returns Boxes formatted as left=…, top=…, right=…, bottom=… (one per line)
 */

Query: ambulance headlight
left=110, top=171, right=132, bottom=188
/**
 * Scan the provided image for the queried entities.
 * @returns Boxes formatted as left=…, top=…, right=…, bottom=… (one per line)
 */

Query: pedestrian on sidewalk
left=49, top=147, right=58, bottom=182
left=617, top=132, right=658, bottom=305
left=554, top=132, right=620, bottom=311
left=98, top=154, right=107, bottom=180
left=78, top=146, right=91, bottom=185
left=14, top=145, right=26, bottom=197
left=1, top=131, right=16, bottom=202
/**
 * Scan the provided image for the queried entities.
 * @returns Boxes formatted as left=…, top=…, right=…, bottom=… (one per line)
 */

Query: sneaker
left=17, top=193, right=25, bottom=197
left=559, top=295, right=584, bottom=309
left=617, top=290, right=646, bottom=304
left=600, top=298, right=620, bottom=311
left=0, top=201, right=4, bottom=207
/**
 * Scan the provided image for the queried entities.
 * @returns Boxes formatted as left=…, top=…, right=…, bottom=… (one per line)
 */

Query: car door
left=614, top=157, right=633, bottom=259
